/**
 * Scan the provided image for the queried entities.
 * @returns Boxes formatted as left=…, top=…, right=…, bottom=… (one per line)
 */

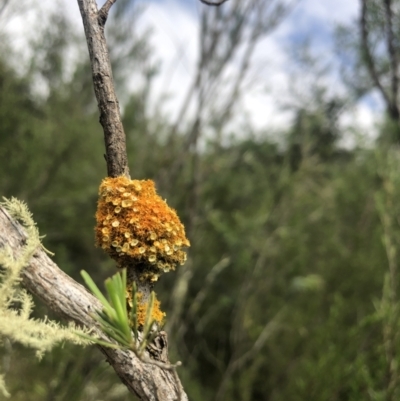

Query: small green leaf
left=81, top=270, right=113, bottom=312
left=130, top=282, right=138, bottom=342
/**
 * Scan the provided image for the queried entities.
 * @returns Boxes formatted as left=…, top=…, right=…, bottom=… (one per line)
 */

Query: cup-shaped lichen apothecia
left=95, top=176, right=190, bottom=326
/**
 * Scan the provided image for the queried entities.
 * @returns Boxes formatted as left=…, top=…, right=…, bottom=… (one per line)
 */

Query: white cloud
left=338, top=90, right=384, bottom=148
left=4, top=0, right=379, bottom=140
left=135, top=0, right=198, bottom=121
left=297, top=0, right=358, bottom=24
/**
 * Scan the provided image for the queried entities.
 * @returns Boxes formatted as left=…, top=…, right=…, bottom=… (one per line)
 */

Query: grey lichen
left=0, top=198, right=91, bottom=398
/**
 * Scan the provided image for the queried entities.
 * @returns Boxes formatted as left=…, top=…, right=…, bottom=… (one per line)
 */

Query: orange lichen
left=95, top=176, right=190, bottom=276
left=128, top=292, right=165, bottom=327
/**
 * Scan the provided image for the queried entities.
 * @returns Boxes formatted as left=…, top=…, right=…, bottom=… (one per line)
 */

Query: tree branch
left=384, top=0, right=399, bottom=117
left=214, top=311, right=282, bottom=401
left=360, top=0, right=392, bottom=109
left=199, top=0, right=229, bottom=6
left=77, top=0, right=129, bottom=178
left=98, top=0, right=118, bottom=26
left=0, top=0, right=11, bottom=17
left=0, top=205, right=187, bottom=401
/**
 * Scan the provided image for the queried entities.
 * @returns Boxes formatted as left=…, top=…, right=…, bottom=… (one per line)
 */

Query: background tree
left=336, top=0, right=400, bottom=143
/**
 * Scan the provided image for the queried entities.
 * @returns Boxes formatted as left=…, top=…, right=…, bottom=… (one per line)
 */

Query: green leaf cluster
left=80, top=269, right=157, bottom=354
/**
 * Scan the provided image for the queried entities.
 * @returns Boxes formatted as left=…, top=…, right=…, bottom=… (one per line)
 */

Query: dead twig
left=360, top=0, right=392, bottom=113
left=0, top=0, right=11, bottom=17
left=98, top=0, right=118, bottom=25
left=383, top=0, right=399, bottom=118
left=199, top=0, right=229, bottom=5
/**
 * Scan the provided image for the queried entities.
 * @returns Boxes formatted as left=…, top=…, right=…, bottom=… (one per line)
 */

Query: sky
left=4, top=0, right=382, bottom=141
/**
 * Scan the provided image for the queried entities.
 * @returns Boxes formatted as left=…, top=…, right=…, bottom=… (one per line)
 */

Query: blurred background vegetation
left=2, top=0, right=400, bottom=400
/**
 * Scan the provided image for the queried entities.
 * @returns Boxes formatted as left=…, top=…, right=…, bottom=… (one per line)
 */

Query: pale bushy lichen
left=0, top=374, right=10, bottom=398
left=0, top=198, right=90, bottom=398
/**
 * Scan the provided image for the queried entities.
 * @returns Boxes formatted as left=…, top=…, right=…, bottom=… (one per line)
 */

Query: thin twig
left=199, top=0, right=229, bottom=5
left=0, top=0, right=11, bottom=17
left=98, top=0, right=118, bottom=26
left=383, top=0, right=399, bottom=118
left=137, top=353, right=182, bottom=371
left=214, top=309, right=284, bottom=401
left=360, top=0, right=391, bottom=109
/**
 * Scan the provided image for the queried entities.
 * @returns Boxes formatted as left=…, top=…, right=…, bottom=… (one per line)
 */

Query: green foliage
left=80, top=269, right=157, bottom=353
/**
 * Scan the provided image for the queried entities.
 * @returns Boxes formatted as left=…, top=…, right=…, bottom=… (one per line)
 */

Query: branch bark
left=77, top=0, right=129, bottom=178
left=360, top=0, right=395, bottom=116
left=384, top=0, right=399, bottom=118
left=0, top=205, right=187, bottom=401
left=199, top=0, right=229, bottom=5
left=0, top=0, right=11, bottom=17
left=99, top=0, right=118, bottom=24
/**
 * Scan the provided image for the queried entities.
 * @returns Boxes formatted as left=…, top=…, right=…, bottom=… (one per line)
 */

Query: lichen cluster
left=127, top=291, right=165, bottom=327
left=95, top=176, right=190, bottom=280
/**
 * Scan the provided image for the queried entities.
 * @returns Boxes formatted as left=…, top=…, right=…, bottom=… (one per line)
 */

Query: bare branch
left=98, top=0, right=118, bottom=26
left=199, top=0, right=229, bottom=6
left=360, top=0, right=392, bottom=109
left=0, top=0, right=11, bottom=17
left=77, top=0, right=129, bottom=178
left=215, top=310, right=284, bottom=401
left=0, top=205, right=187, bottom=401
left=384, top=0, right=399, bottom=116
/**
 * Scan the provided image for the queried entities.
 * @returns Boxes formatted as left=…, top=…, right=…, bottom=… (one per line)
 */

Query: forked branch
left=98, top=0, right=118, bottom=25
